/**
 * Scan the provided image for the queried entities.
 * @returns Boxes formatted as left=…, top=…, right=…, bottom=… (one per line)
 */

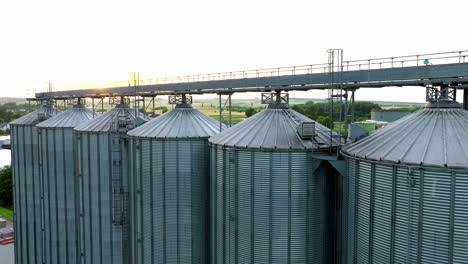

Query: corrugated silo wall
left=76, top=131, right=131, bottom=264
left=210, top=146, right=335, bottom=264
left=343, top=157, right=468, bottom=264
left=129, top=138, right=209, bottom=264
left=10, top=124, right=43, bottom=264
left=38, top=127, right=78, bottom=264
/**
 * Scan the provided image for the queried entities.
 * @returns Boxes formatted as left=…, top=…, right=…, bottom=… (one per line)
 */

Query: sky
left=0, top=0, right=466, bottom=102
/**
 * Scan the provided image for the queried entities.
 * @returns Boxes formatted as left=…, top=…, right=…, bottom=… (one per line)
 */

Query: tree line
left=291, top=101, right=382, bottom=127
left=0, top=166, right=12, bottom=208
left=0, top=102, right=32, bottom=124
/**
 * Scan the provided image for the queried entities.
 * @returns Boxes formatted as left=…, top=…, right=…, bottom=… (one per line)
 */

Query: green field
left=200, top=109, right=246, bottom=124
left=0, top=206, right=13, bottom=222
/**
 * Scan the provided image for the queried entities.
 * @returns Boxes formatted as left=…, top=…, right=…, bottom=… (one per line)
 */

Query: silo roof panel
left=37, top=104, right=94, bottom=128
left=9, top=105, right=59, bottom=126
left=127, top=105, right=222, bottom=138
left=74, top=104, right=149, bottom=132
left=209, top=106, right=342, bottom=150
left=343, top=107, right=468, bottom=168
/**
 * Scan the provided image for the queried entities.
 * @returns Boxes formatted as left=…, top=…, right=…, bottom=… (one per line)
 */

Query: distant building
left=0, top=123, right=9, bottom=131
left=371, top=109, right=412, bottom=122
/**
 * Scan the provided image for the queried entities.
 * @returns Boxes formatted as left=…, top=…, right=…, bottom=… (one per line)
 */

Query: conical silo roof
left=74, top=103, right=149, bottom=132
left=127, top=103, right=223, bottom=138
left=37, top=104, right=94, bottom=128
left=209, top=103, right=342, bottom=150
left=342, top=101, right=468, bottom=168
left=10, top=104, right=59, bottom=126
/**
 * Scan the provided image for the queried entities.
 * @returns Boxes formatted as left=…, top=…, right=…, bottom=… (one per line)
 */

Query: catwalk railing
left=35, top=50, right=468, bottom=99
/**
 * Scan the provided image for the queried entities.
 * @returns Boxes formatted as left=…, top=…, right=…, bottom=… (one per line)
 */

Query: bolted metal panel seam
left=211, top=145, right=333, bottom=264
left=38, top=127, right=79, bottom=264
left=132, top=138, right=209, bottom=264
left=345, top=157, right=468, bottom=264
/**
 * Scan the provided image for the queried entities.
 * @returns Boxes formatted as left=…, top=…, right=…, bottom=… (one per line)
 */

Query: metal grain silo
left=36, top=101, right=94, bottom=264
left=342, top=100, right=468, bottom=264
left=208, top=95, right=342, bottom=264
left=74, top=100, right=148, bottom=264
left=127, top=97, right=223, bottom=264
left=10, top=101, right=59, bottom=264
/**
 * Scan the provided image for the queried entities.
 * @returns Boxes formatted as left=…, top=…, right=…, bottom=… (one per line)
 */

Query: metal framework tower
left=327, top=49, right=346, bottom=150
left=217, top=92, right=233, bottom=131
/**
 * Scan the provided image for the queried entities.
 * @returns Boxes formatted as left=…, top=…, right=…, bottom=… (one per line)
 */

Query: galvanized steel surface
left=130, top=139, right=210, bottom=264
left=210, top=146, right=335, bottom=264
left=129, top=105, right=220, bottom=263
left=343, top=157, right=468, bottom=264
left=209, top=104, right=341, bottom=150
left=128, top=104, right=223, bottom=138
left=75, top=104, right=147, bottom=264
left=37, top=105, right=94, bottom=264
left=10, top=104, right=59, bottom=126
left=76, top=132, right=130, bottom=264
left=10, top=105, right=59, bottom=264
left=75, top=103, right=149, bottom=132
left=343, top=106, right=468, bottom=168
left=37, top=104, right=94, bottom=128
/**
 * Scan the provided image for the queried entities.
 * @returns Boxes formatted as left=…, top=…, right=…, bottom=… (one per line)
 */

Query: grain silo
left=10, top=101, right=59, bottom=264
left=127, top=95, right=223, bottom=264
left=208, top=93, right=342, bottom=264
left=342, top=99, right=468, bottom=264
left=74, top=99, right=148, bottom=264
left=36, top=100, right=94, bottom=264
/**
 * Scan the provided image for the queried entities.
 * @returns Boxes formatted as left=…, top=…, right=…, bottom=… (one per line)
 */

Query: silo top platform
left=342, top=102, right=468, bottom=168
left=209, top=103, right=342, bottom=150
left=128, top=103, right=222, bottom=139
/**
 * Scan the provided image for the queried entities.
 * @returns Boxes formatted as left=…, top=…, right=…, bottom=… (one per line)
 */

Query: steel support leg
left=135, top=96, right=138, bottom=117
left=228, top=94, right=232, bottom=127
left=351, top=90, right=355, bottom=122
left=219, top=94, right=223, bottom=132
left=92, top=98, right=95, bottom=117
left=344, top=91, right=349, bottom=143
left=462, top=88, right=467, bottom=109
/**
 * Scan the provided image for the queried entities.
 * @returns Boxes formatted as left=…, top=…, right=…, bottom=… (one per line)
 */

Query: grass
left=0, top=206, right=13, bottom=222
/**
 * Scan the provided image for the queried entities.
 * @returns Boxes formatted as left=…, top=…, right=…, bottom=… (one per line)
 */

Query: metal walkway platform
left=35, top=50, right=468, bottom=100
